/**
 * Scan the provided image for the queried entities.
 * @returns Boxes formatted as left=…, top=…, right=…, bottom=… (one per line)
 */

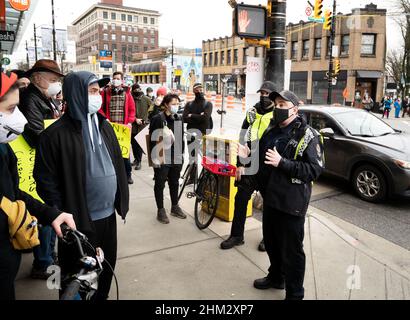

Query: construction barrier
left=242, top=98, right=246, bottom=112
left=215, top=95, right=223, bottom=109
left=226, top=96, right=235, bottom=109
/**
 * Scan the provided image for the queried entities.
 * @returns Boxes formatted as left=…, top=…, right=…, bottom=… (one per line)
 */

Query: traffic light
left=323, top=10, right=333, bottom=30
left=234, top=4, right=268, bottom=39
left=334, top=59, right=341, bottom=76
left=314, top=0, right=323, bottom=19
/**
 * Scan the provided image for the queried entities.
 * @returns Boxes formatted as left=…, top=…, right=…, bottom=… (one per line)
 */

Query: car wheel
left=352, top=165, right=387, bottom=203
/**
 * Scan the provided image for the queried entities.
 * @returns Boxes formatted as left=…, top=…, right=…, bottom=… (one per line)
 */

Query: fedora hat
left=26, top=59, right=64, bottom=77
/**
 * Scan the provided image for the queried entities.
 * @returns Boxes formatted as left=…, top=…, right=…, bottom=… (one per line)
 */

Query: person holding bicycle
left=0, top=71, right=75, bottom=301
left=150, top=94, right=186, bottom=224
left=33, top=71, right=130, bottom=301
left=220, top=81, right=275, bottom=251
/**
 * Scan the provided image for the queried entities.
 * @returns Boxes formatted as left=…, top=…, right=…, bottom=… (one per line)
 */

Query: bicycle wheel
left=194, top=172, right=219, bottom=230
left=178, top=164, right=194, bottom=201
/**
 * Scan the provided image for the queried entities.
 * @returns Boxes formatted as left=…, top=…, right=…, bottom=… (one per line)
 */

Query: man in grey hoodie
left=34, top=71, right=129, bottom=300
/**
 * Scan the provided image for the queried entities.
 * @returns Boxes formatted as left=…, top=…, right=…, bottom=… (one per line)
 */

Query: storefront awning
left=130, top=62, right=161, bottom=76
left=356, top=71, right=383, bottom=79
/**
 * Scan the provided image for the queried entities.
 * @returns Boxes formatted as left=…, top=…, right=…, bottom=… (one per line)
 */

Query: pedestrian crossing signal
left=314, top=0, right=323, bottom=19
left=323, top=10, right=332, bottom=30
left=334, top=59, right=341, bottom=76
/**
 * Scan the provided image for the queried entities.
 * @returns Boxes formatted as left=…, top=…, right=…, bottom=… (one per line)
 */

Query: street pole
left=34, top=24, right=38, bottom=61
left=26, top=41, right=30, bottom=67
left=171, top=39, right=174, bottom=90
left=266, top=0, right=287, bottom=91
left=51, top=0, right=57, bottom=61
left=327, top=0, right=337, bottom=105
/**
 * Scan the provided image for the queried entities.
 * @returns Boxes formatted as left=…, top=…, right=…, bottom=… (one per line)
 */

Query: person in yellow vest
left=220, top=81, right=275, bottom=251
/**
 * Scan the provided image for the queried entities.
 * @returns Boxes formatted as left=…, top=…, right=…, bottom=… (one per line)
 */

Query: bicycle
left=59, top=224, right=119, bottom=301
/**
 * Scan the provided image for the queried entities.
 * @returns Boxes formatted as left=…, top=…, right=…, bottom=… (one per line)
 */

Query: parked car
left=299, top=106, right=410, bottom=202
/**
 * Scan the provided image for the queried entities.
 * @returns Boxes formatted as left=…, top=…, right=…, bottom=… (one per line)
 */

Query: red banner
left=0, top=0, right=6, bottom=30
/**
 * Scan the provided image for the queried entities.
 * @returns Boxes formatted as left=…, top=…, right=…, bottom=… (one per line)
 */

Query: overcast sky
left=13, top=0, right=402, bottom=64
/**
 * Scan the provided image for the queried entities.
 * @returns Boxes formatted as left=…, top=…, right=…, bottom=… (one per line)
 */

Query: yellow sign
left=9, top=136, right=43, bottom=202
left=110, top=123, right=132, bottom=158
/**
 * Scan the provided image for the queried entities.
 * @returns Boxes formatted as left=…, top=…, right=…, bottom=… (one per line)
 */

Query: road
left=215, top=103, right=410, bottom=251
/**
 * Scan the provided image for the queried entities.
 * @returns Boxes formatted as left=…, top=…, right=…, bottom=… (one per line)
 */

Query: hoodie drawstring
left=87, top=114, right=103, bottom=152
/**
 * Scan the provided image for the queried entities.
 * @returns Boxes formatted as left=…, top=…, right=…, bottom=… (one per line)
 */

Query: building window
left=103, top=11, right=108, bottom=19
left=341, top=35, right=350, bottom=56
left=151, top=38, right=155, bottom=45
left=204, top=53, right=207, bottom=67
left=111, top=23, right=116, bottom=30
left=144, top=37, right=148, bottom=44
left=122, top=35, right=126, bottom=42
left=111, top=13, right=116, bottom=20
left=103, top=33, right=108, bottom=41
left=361, top=34, right=376, bottom=55
left=134, top=16, right=138, bottom=23
left=214, top=52, right=219, bottom=66
left=221, top=51, right=225, bottom=65
left=103, top=23, right=108, bottom=30
left=112, top=34, right=116, bottom=41
left=314, top=38, right=321, bottom=58
left=121, top=14, right=126, bottom=22
left=233, top=49, right=238, bottom=65
left=151, top=18, right=155, bottom=24
left=104, top=44, right=109, bottom=50
left=243, top=48, right=248, bottom=65
left=134, top=36, right=139, bottom=43
left=112, top=44, right=117, bottom=50
left=121, top=24, right=126, bottom=32
left=209, top=53, right=213, bottom=66
left=128, top=25, right=132, bottom=32
left=128, top=15, right=132, bottom=22
left=151, top=29, right=155, bottom=35
left=302, top=40, right=310, bottom=59
left=143, top=28, right=147, bottom=34
left=134, top=27, right=138, bottom=33
left=143, top=17, right=148, bottom=24
left=128, top=36, right=133, bottom=42
left=291, top=41, right=298, bottom=60
left=227, top=50, right=231, bottom=65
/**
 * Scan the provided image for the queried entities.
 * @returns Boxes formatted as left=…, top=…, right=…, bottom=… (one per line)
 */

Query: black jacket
left=19, top=83, right=60, bottom=148
left=257, top=116, right=325, bottom=217
left=183, top=98, right=213, bottom=135
left=33, top=72, right=129, bottom=237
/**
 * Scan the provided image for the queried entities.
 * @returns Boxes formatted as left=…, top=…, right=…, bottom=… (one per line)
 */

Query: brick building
left=71, top=0, right=160, bottom=77
left=287, top=3, right=387, bottom=105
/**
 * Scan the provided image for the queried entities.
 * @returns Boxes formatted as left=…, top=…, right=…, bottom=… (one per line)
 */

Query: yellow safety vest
left=247, top=111, right=273, bottom=142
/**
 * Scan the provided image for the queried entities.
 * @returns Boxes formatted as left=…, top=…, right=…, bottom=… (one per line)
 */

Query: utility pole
left=51, top=0, right=57, bottom=61
left=327, top=0, right=337, bottom=105
left=171, top=39, right=174, bottom=90
left=34, top=24, right=38, bottom=61
left=266, top=0, right=287, bottom=91
left=26, top=41, right=30, bottom=67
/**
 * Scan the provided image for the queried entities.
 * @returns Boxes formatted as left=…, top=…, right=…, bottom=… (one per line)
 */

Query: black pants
left=231, top=177, right=256, bottom=238
left=124, top=158, right=132, bottom=179
left=131, top=133, right=144, bottom=164
left=154, top=165, right=182, bottom=210
left=263, top=206, right=306, bottom=299
left=0, top=240, right=21, bottom=301
left=58, top=214, right=117, bottom=301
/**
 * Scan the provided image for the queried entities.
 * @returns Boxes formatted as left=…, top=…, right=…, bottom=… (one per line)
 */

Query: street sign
left=100, top=50, right=113, bottom=69
left=332, top=78, right=337, bottom=86
left=234, top=4, right=267, bottom=40
left=9, top=0, right=31, bottom=12
left=305, top=6, right=312, bottom=16
left=1, top=57, right=10, bottom=65
left=0, top=31, right=16, bottom=42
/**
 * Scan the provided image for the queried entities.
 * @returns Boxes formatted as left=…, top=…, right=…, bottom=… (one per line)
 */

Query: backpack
left=0, top=196, right=40, bottom=251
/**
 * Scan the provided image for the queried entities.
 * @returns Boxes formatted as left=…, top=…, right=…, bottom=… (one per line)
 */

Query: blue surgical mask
left=88, top=95, right=103, bottom=114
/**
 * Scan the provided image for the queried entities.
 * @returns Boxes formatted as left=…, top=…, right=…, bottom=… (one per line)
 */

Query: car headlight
left=394, top=159, right=410, bottom=170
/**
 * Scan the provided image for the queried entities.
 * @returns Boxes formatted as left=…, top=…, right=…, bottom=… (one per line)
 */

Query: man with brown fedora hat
left=18, top=59, right=65, bottom=280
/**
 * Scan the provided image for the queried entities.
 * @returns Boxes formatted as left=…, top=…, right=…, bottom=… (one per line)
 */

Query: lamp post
left=51, top=0, right=57, bottom=61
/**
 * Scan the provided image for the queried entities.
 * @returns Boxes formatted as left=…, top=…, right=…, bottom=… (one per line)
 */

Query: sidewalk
left=15, top=161, right=410, bottom=300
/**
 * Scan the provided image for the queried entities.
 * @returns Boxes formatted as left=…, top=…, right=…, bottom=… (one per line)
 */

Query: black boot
left=220, top=236, right=245, bottom=250
left=253, top=277, right=285, bottom=290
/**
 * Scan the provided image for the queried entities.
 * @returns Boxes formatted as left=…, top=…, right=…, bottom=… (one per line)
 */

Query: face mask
left=170, top=104, right=179, bottom=114
left=112, top=79, right=123, bottom=87
left=273, top=107, right=294, bottom=126
left=260, top=96, right=273, bottom=110
left=47, top=82, right=62, bottom=97
left=195, top=92, right=204, bottom=100
left=88, top=95, right=103, bottom=114
left=133, top=90, right=143, bottom=97
left=0, top=107, right=28, bottom=144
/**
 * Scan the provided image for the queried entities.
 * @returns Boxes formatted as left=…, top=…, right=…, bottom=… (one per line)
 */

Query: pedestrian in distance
left=148, top=86, right=168, bottom=121
left=18, top=59, right=65, bottom=280
left=146, top=87, right=155, bottom=102
left=402, top=96, right=409, bottom=118
left=131, top=84, right=152, bottom=171
left=382, top=96, right=392, bottom=119
left=0, top=71, right=75, bottom=301
left=220, top=81, right=276, bottom=252
left=394, top=98, right=401, bottom=118
left=149, top=94, right=186, bottom=225
left=100, top=71, right=136, bottom=185
left=243, top=90, right=325, bottom=300
left=33, top=71, right=130, bottom=301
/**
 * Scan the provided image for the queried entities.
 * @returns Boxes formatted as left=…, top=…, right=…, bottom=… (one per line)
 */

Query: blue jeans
left=33, top=226, right=56, bottom=269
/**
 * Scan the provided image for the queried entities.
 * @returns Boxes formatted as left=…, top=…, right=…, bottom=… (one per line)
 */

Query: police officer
left=220, top=81, right=276, bottom=251
left=252, top=90, right=325, bottom=300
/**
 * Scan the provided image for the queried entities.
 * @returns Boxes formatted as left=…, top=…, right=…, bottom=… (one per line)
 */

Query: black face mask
left=273, top=107, right=294, bottom=126
left=260, top=96, right=273, bottom=110
left=133, top=91, right=143, bottom=97
left=195, top=92, right=205, bottom=100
